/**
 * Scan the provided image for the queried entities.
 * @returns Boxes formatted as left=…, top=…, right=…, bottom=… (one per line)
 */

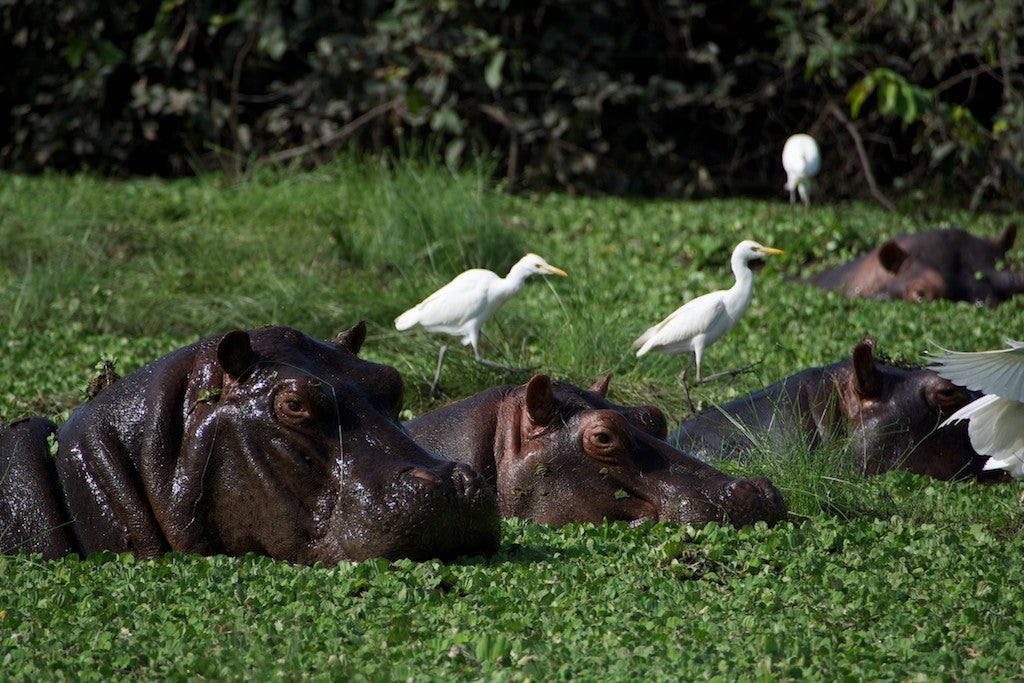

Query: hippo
left=405, top=373, right=787, bottom=528
left=1, top=324, right=501, bottom=564
left=0, top=417, right=68, bottom=557
left=805, top=225, right=1024, bottom=306
left=670, top=337, right=1005, bottom=482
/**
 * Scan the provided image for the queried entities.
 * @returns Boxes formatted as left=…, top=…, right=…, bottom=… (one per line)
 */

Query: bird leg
left=475, top=357, right=537, bottom=375
left=677, top=363, right=696, bottom=414
left=429, top=344, right=449, bottom=397
left=698, top=359, right=764, bottom=384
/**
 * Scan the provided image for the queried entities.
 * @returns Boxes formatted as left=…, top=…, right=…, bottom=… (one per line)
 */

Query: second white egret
left=634, top=240, right=783, bottom=408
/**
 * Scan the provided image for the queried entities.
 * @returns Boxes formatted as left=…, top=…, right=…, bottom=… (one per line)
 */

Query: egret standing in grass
left=634, top=240, right=784, bottom=410
left=395, top=253, right=568, bottom=394
left=782, top=133, right=821, bottom=208
left=931, top=340, right=1024, bottom=480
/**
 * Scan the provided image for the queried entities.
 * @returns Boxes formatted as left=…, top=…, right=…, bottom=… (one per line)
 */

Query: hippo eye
left=275, top=391, right=313, bottom=424
left=929, top=384, right=966, bottom=411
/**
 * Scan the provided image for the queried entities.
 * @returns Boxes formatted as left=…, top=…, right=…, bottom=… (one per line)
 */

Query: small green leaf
left=613, top=489, right=629, bottom=500
left=485, top=50, right=506, bottom=90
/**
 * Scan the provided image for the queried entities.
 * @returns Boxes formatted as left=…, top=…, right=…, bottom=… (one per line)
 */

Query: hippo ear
left=997, top=223, right=1017, bottom=253
left=851, top=337, right=881, bottom=398
left=877, top=241, right=909, bottom=274
left=334, top=321, right=367, bottom=355
left=588, top=373, right=612, bottom=397
left=525, top=374, right=558, bottom=427
left=218, top=330, right=257, bottom=379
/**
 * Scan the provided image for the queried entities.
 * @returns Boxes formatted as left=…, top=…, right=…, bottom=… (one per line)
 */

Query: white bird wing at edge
left=942, top=393, right=1024, bottom=478
left=930, top=341, right=1024, bottom=403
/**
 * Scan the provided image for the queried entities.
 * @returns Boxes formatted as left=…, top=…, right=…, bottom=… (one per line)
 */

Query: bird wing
left=635, top=292, right=727, bottom=356
left=929, top=341, right=1024, bottom=402
left=395, top=269, right=497, bottom=334
left=943, top=393, right=1024, bottom=479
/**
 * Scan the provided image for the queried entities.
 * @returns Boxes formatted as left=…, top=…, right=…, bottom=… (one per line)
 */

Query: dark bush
left=2, top=0, right=1021, bottom=204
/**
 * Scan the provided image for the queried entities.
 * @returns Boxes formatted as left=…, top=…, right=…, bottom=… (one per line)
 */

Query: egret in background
left=396, top=253, right=568, bottom=394
left=782, top=133, right=821, bottom=208
left=634, top=240, right=784, bottom=410
left=930, top=340, right=1024, bottom=480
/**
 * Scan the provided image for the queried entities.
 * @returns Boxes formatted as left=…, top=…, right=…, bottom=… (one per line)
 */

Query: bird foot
left=475, top=358, right=537, bottom=374
left=698, top=360, right=763, bottom=384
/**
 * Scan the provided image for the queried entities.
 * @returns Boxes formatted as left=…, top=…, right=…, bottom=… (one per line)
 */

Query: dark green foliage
left=3, top=1, right=1022, bottom=201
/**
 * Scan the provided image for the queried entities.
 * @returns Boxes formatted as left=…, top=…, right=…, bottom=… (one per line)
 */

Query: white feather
left=933, top=340, right=1024, bottom=480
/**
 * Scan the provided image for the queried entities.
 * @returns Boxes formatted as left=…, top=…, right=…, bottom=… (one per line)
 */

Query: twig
left=826, top=101, right=897, bottom=212
left=264, top=98, right=404, bottom=164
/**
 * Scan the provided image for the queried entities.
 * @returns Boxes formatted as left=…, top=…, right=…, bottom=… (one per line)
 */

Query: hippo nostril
left=449, top=463, right=481, bottom=498
left=726, top=479, right=762, bottom=501
left=408, top=468, right=443, bottom=484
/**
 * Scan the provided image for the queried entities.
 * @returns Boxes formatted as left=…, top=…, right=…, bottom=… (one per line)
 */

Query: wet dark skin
left=406, top=373, right=787, bottom=528
left=1, top=323, right=500, bottom=564
left=672, top=337, right=1009, bottom=483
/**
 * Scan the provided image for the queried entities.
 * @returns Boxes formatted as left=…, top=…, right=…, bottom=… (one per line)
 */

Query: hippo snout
left=720, top=476, right=787, bottom=527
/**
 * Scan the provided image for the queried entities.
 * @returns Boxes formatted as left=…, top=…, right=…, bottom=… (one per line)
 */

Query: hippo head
left=873, top=225, right=1022, bottom=306
left=873, top=241, right=950, bottom=303
left=55, top=323, right=501, bottom=564
left=492, top=375, right=786, bottom=527
left=836, top=337, right=1000, bottom=480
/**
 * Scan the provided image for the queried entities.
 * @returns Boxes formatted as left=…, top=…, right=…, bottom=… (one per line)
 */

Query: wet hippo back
left=0, top=417, right=72, bottom=557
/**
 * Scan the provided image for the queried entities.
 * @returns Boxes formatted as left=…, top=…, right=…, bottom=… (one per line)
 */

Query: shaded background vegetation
left=3, top=0, right=1023, bottom=205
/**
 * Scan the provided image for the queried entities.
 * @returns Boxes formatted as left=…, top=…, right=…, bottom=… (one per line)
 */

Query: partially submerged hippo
left=1, top=417, right=66, bottom=557
left=805, top=225, right=1024, bottom=306
left=671, top=337, right=1003, bottom=481
left=1, top=324, right=500, bottom=564
left=405, top=374, right=786, bottom=528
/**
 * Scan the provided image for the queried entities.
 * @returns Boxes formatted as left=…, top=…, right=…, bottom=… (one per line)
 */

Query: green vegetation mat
left=2, top=160, right=1023, bottom=680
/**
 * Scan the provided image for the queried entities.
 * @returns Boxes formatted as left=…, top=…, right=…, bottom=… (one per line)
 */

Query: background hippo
left=405, top=373, right=786, bottom=528
left=4, top=323, right=500, bottom=564
left=805, top=225, right=1024, bottom=306
left=671, top=337, right=1004, bottom=482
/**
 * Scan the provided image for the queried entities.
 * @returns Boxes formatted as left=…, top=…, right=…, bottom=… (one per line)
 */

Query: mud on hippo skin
left=4, top=323, right=500, bottom=564
left=671, top=336, right=1005, bottom=482
left=805, top=225, right=1024, bottom=306
left=405, top=373, right=786, bottom=528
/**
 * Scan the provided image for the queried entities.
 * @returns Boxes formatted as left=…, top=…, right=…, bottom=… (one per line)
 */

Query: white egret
left=395, top=253, right=568, bottom=394
left=782, top=133, right=821, bottom=207
left=931, top=340, right=1024, bottom=480
left=634, top=240, right=783, bottom=409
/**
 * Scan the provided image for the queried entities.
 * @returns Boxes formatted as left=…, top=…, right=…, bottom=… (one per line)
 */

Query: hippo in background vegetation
left=805, top=225, right=1024, bottom=306
left=1, top=323, right=501, bottom=564
left=671, top=337, right=1005, bottom=482
left=405, top=373, right=787, bottom=528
